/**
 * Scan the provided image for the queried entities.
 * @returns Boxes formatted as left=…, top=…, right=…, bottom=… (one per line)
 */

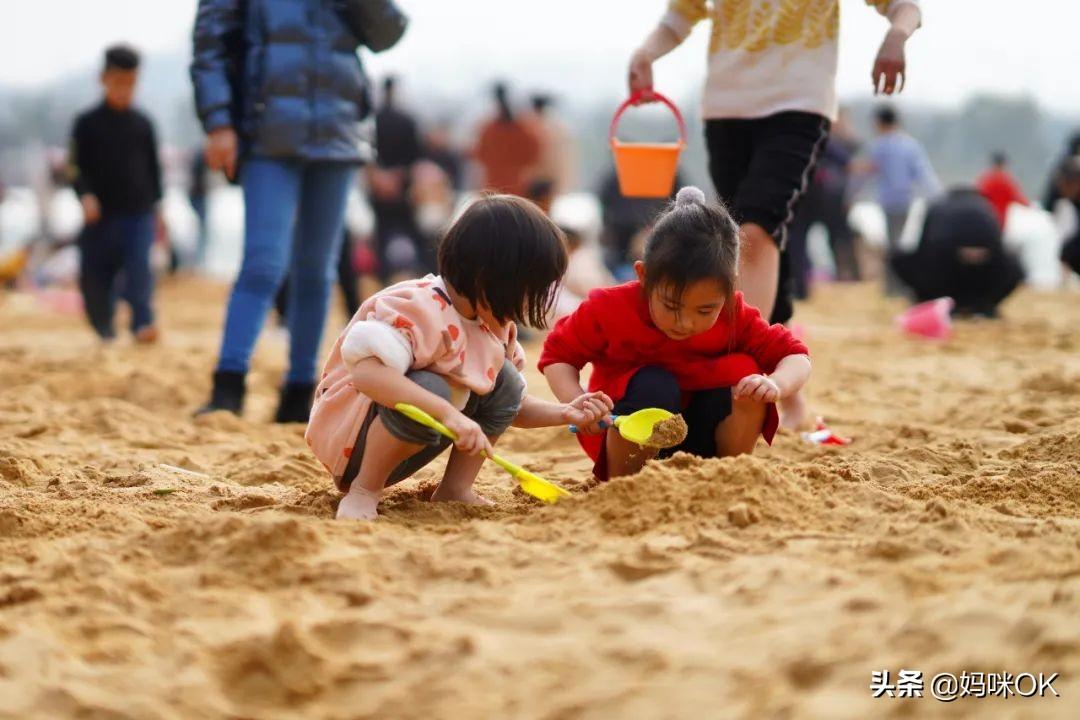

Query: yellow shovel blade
left=614, top=408, right=676, bottom=446
left=515, top=468, right=571, bottom=504
left=394, top=403, right=572, bottom=504
left=486, top=454, right=571, bottom=504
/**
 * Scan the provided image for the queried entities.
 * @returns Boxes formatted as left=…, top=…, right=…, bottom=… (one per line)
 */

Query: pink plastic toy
left=896, top=297, right=954, bottom=340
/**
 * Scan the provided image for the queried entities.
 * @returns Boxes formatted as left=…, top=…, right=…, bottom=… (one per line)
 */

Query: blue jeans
left=216, top=158, right=356, bottom=383
left=78, top=212, right=156, bottom=339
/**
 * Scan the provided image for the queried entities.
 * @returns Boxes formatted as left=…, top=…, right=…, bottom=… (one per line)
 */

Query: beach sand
left=1, top=278, right=1078, bottom=719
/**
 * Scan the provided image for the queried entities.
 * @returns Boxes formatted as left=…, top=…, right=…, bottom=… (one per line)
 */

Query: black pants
left=892, top=251, right=1023, bottom=317
left=787, top=183, right=860, bottom=298
left=1063, top=233, right=1080, bottom=277
left=705, top=112, right=831, bottom=324
left=614, top=366, right=733, bottom=459
left=372, top=201, right=430, bottom=282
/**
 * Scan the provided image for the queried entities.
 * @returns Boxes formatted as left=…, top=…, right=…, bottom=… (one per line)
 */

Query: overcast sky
left=2, top=1, right=1077, bottom=114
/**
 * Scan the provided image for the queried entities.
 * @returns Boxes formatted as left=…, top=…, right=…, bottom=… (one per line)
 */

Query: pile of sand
left=0, top=279, right=1077, bottom=719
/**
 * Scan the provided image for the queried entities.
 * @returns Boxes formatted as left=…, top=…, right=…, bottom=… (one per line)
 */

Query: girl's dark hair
left=438, top=194, right=567, bottom=329
left=642, top=186, right=740, bottom=312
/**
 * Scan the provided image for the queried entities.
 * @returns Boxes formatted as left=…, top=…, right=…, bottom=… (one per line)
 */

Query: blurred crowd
left=2, top=55, right=1080, bottom=326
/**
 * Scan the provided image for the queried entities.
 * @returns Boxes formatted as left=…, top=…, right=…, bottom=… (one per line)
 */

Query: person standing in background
left=422, top=122, right=464, bottom=194
left=975, top=152, right=1028, bottom=230
left=1054, top=156, right=1080, bottom=278
left=473, top=82, right=541, bottom=199
left=1042, top=132, right=1080, bottom=213
left=192, top=0, right=404, bottom=422
left=369, top=75, right=425, bottom=281
left=597, top=166, right=684, bottom=280
left=70, top=44, right=162, bottom=343
left=859, top=105, right=941, bottom=295
left=786, top=108, right=861, bottom=296
left=524, top=94, right=577, bottom=211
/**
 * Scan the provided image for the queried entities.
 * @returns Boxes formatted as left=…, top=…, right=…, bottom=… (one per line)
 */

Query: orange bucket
left=609, top=90, right=687, bottom=198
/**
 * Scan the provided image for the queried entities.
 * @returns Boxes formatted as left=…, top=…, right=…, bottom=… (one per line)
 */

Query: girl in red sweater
left=540, top=187, right=811, bottom=479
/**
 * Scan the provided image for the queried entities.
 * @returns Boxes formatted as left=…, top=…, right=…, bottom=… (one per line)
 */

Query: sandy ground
left=1, top=277, right=1078, bottom=719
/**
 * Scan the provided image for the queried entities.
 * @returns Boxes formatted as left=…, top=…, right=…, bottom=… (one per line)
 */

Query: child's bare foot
left=779, top=390, right=810, bottom=432
left=430, top=485, right=494, bottom=506
left=336, top=486, right=380, bottom=520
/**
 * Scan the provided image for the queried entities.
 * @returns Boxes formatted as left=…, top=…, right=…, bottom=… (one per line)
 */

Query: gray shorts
left=337, top=358, right=525, bottom=492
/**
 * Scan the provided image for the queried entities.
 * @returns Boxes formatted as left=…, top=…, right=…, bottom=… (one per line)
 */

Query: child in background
left=69, top=44, right=163, bottom=343
left=540, top=187, right=810, bottom=479
left=307, top=195, right=612, bottom=520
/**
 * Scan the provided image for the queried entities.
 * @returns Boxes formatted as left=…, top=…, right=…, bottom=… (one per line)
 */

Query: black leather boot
left=195, top=371, right=246, bottom=416
left=274, top=381, right=316, bottom=424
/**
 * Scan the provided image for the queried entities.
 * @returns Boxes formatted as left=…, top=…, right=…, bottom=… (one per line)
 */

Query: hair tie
left=675, top=186, right=707, bottom=207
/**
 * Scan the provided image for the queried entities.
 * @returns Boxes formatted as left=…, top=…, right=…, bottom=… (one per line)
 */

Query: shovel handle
left=568, top=417, right=615, bottom=434
left=609, top=90, right=687, bottom=146
left=395, top=402, right=511, bottom=469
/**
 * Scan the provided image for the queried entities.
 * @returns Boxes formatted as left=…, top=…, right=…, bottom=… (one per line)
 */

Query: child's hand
left=627, top=48, right=655, bottom=100
left=734, top=375, right=781, bottom=403
left=562, top=391, right=614, bottom=433
left=443, top=411, right=492, bottom=457
left=872, top=28, right=907, bottom=95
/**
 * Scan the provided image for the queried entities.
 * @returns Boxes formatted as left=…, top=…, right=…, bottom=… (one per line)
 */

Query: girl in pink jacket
left=306, top=195, right=612, bottom=520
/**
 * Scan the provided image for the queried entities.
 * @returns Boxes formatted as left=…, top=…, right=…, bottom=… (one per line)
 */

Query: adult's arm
left=190, top=0, right=243, bottom=133
left=628, top=1, right=706, bottom=95
left=870, top=0, right=922, bottom=95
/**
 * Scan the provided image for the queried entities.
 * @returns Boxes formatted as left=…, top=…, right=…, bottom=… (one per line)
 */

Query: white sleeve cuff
left=341, top=320, right=413, bottom=373
left=659, top=9, right=695, bottom=42
left=885, top=0, right=921, bottom=22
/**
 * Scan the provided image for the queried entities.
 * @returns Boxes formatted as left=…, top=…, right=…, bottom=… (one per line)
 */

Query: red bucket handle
left=609, top=89, right=688, bottom=146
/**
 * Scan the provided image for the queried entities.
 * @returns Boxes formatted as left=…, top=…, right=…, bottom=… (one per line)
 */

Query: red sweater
left=976, top=168, right=1028, bottom=228
left=539, top=282, right=809, bottom=467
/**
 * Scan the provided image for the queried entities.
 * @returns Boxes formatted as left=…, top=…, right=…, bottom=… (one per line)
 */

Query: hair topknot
left=674, top=185, right=707, bottom=207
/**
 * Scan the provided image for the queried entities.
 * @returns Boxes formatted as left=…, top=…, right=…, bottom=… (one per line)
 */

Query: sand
left=1, top=278, right=1078, bottom=719
left=646, top=414, right=689, bottom=449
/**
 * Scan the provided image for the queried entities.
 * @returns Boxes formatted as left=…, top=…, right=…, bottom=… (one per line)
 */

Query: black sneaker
left=274, top=381, right=316, bottom=424
left=195, top=371, right=246, bottom=416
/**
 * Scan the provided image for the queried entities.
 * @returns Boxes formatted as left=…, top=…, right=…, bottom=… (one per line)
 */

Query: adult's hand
left=205, top=127, right=239, bottom=180
left=80, top=194, right=101, bottom=225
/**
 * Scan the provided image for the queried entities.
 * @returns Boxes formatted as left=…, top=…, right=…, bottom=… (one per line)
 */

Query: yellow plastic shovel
left=571, top=408, right=684, bottom=448
left=394, top=403, right=571, bottom=504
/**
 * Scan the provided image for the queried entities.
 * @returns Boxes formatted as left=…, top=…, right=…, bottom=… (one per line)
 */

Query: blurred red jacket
left=976, top=168, right=1028, bottom=228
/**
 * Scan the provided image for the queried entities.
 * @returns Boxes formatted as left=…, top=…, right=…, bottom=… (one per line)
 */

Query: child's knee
left=621, top=366, right=681, bottom=414
left=472, top=359, right=525, bottom=437
left=732, top=394, right=768, bottom=422
left=378, top=370, right=453, bottom=446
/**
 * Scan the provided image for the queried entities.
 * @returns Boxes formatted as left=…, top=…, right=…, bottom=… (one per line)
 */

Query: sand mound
left=1, top=279, right=1078, bottom=719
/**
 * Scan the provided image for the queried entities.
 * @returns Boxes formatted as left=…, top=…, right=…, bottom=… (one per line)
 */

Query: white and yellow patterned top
left=661, top=0, right=919, bottom=121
